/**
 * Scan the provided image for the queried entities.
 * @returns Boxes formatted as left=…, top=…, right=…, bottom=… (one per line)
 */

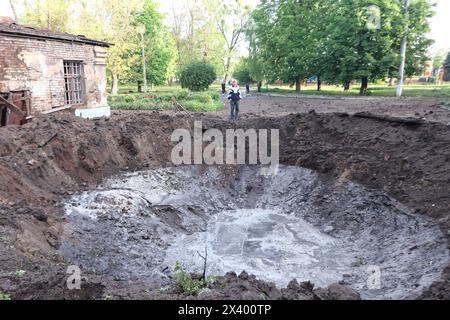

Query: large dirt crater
left=61, top=165, right=448, bottom=299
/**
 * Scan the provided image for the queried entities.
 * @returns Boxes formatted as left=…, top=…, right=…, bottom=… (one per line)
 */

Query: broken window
left=63, top=61, right=85, bottom=105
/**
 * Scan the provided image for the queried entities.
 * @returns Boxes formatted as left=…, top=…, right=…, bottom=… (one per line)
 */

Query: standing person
left=227, top=80, right=242, bottom=121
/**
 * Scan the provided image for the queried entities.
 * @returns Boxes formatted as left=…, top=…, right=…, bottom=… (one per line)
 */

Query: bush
left=180, top=61, right=216, bottom=91
left=194, top=92, right=213, bottom=104
left=173, top=262, right=216, bottom=296
left=108, top=87, right=223, bottom=112
left=233, top=61, right=253, bottom=84
left=0, top=292, right=11, bottom=300
left=174, top=262, right=206, bottom=296
left=209, top=92, right=220, bottom=101
left=175, top=89, right=190, bottom=100
left=124, top=95, right=136, bottom=103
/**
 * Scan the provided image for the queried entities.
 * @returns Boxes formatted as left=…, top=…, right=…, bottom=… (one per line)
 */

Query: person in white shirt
left=227, top=80, right=242, bottom=120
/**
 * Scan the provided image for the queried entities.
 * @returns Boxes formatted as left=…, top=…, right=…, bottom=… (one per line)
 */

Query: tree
left=322, top=0, right=404, bottom=94
left=170, top=0, right=226, bottom=76
left=389, top=0, right=439, bottom=85
left=21, top=0, right=71, bottom=31
left=18, top=0, right=144, bottom=95
left=209, top=0, right=250, bottom=83
left=75, top=0, right=143, bottom=95
left=432, top=49, right=447, bottom=70
left=180, top=61, right=216, bottom=91
left=100, top=0, right=143, bottom=95
left=318, top=0, right=433, bottom=93
left=233, top=58, right=252, bottom=85
left=250, top=0, right=321, bottom=92
left=245, top=19, right=267, bottom=86
left=249, top=0, right=434, bottom=94
left=9, top=0, right=18, bottom=21
left=133, top=0, right=178, bottom=88
left=444, top=51, right=450, bottom=82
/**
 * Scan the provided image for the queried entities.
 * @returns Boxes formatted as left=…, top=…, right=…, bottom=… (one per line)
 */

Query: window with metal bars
left=63, top=61, right=85, bottom=105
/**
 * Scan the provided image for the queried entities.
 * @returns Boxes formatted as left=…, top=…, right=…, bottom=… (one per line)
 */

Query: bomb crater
left=61, top=165, right=449, bottom=299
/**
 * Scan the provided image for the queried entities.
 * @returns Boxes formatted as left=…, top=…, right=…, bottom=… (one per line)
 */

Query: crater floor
left=61, top=165, right=449, bottom=299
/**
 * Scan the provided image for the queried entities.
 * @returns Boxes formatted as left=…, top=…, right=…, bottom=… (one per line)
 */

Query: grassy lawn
left=108, top=85, right=224, bottom=112
left=260, top=83, right=450, bottom=98
left=108, top=82, right=450, bottom=113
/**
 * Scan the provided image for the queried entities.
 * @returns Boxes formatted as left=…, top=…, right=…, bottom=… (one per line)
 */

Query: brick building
left=0, top=18, right=110, bottom=126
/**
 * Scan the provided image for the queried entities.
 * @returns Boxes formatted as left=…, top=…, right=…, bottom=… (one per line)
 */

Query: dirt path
left=216, top=94, right=450, bottom=124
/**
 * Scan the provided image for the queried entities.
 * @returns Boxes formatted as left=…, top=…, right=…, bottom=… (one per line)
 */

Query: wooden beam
left=0, top=95, right=25, bottom=118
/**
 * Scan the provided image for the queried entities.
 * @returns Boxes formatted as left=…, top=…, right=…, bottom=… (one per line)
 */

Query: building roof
left=0, top=22, right=110, bottom=47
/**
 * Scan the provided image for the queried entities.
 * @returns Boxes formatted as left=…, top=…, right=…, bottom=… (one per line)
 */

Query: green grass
left=108, top=85, right=224, bottom=112
left=108, top=82, right=450, bottom=113
left=260, top=83, right=450, bottom=97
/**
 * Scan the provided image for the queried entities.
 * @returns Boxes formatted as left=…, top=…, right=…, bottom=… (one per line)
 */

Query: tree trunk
left=140, top=31, right=148, bottom=94
left=295, top=76, right=301, bottom=92
left=317, top=76, right=322, bottom=91
left=360, top=76, right=368, bottom=95
left=137, top=81, right=142, bottom=93
left=112, top=73, right=119, bottom=96
left=388, top=77, right=394, bottom=86
left=223, top=54, right=232, bottom=84
left=343, top=81, right=350, bottom=91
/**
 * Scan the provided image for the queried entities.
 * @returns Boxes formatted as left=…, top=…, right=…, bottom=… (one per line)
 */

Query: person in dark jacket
left=227, top=80, right=242, bottom=120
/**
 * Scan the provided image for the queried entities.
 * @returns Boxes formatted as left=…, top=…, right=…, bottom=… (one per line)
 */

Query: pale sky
left=428, top=0, right=450, bottom=53
left=0, top=0, right=449, bottom=54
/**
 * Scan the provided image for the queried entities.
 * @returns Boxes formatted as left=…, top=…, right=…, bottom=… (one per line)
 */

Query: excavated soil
left=1, top=98, right=450, bottom=300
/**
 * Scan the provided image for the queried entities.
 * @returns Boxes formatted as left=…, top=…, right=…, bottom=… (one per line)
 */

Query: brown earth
left=0, top=95, right=450, bottom=300
left=215, top=94, right=450, bottom=124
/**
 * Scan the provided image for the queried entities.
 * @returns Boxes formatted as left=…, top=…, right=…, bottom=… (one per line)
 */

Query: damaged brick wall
left=0, top=35, right=108, bottom=114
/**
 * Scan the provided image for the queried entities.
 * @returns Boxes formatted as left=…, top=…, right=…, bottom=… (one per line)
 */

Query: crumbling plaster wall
left=0, top=34, right=108, bottom=114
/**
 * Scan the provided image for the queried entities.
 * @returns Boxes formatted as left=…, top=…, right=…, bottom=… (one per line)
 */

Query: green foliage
left=133, top=0, right=178, bottom=86
left=444, top=51, right=450, bottom=82
left=173, top=262, right=207, bottom=296
left=209, top=0, right=251, bottom=81
left=108, top=86, right=223, bottom=112
left=249, top=0, right=435, bottom=94
left=0, top=292, right=11, bottom=301
left=250, top=0, right=323, bottom=89
left=180, top=61, right=217, bottom=91
left=233, top=58, right=253, bottom=84
left=21, top=0, right=71, bottom=32
left=15, top=270, right=26, bottom=278
left=170, top=0, right=227, bottom=76
left=15, top=0, right=247, bottom=93
left=260, top=83, right=450, bottom=97
left=432, top=50, right=447, bottom=70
